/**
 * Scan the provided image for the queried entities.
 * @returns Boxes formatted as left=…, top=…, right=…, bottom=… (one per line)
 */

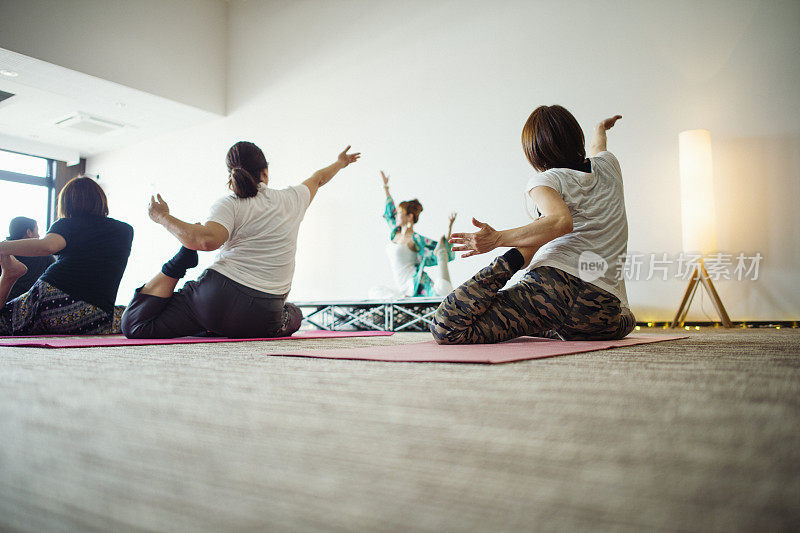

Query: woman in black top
left=0, top=176, right=133, bottom=335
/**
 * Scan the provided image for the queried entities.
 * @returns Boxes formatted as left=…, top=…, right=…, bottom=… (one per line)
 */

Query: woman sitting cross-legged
left=430, top=105, right=636, bottom=344
left=121, top=141, right=360, bottom=339
left=0, top=176, right=133, bottom=335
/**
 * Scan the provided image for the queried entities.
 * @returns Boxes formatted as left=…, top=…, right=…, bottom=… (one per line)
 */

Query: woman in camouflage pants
left=431, top=106, right=636, bottom=344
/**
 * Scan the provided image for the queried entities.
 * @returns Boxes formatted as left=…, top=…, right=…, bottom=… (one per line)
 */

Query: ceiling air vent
left=55, top=113, right=125, bottom=135
left=0, top=90, right=14, bottom=103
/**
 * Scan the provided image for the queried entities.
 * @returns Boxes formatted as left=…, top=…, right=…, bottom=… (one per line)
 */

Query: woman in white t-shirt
left=431, top=105, right=635, bottom=344
left=121, top=141, right=360, bottom=339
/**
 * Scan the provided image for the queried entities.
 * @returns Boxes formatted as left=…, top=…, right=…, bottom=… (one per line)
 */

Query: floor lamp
left=671, top=129, right=733, bottom=328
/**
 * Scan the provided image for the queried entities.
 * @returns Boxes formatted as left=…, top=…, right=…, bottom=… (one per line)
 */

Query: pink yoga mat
left=0, top=330, right=392, bottom=348
left=267, top=334, right=687, bottom=364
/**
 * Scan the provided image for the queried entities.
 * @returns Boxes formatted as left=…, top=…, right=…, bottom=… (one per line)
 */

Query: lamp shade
left=679, top=129, right=718, bottom=253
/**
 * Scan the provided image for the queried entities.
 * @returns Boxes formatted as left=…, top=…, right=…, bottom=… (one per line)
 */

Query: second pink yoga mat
left=0, top=330, right=392, bottom=348
left=267, top=334, right=687, bottom=364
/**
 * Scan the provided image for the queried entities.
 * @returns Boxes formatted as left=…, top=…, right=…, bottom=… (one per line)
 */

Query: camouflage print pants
left=430, top=256, right=636, bottom=345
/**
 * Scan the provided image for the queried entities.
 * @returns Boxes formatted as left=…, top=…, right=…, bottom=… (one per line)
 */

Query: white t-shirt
left=524, top=151, right=629, bottom=307
left=206, top=182, right=311, bottom=295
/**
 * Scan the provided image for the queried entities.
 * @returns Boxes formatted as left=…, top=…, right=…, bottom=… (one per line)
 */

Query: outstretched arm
left=446, top=212, right=457, bottom=240
left=0, top=233, right=66, bottom=256
left=449, top=186, right=572, bottom=257
left=148, top=194, right=229, bottom=252
left=380, top=170, right=399, bottom=228
left=380, top=170, right=393, bottom=199
left=588, top=114, right=622, bottom=156
left=303, top=146, right=361, bottom=202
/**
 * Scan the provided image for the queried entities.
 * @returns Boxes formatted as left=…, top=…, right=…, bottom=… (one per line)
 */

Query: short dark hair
left=57, top=176, right=109, bottom=218
left=8, top=216, right=37, bottom=240
left=226, top=141, right=268, bottom=199
left=398, top=199, right=423, bottom=223
left=521, top=105, right=586, bottom=171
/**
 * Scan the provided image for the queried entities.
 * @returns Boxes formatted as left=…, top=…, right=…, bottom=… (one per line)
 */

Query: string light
left=637, top=322, right=793, bottom=330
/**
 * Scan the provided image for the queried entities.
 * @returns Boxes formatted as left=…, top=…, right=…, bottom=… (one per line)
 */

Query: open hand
left=600, top=115, right=622, bottom=130
left=449, top=217, right=501, bottom=258
left=338, top=145, right=361, bottom=168
left=380, top=170, right=390, bottom=187
left=148, top=194, right=170, bottom=223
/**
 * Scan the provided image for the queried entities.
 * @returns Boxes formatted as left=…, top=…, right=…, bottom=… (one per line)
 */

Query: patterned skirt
left=0, top=280, right=123, bottom=336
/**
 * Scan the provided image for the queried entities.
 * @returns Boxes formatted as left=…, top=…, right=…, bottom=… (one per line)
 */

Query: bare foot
left=517, top=247, right=536, bottom=268
left=0, top=254, right=27, bottom=281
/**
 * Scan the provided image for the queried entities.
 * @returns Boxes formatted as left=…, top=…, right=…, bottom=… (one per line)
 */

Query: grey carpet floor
left=1, top=329, right=798, bottom=532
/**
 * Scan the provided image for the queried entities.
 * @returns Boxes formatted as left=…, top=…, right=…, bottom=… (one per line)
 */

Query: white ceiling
left=0, top=47, right=220, bottom=163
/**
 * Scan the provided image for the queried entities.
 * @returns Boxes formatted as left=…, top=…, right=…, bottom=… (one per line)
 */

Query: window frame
left=0, top=148, right=56, bottom=228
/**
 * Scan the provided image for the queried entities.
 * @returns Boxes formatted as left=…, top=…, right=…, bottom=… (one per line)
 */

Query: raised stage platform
left=294, top=297, right=443, bottom=332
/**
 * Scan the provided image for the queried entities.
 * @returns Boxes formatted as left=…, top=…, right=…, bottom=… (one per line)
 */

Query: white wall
left=0, top=0, right=227, bottom=114
left=88, top=0, right=800, bottom=321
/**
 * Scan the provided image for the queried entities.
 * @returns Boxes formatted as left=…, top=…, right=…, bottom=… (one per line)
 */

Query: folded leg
left=1, top=281, right=114, bottom=335
left=557, top=277, right=637, bottom=340
left=121, top=282, right=204, bottom=339
left=430, top=254, right=571, bottom=344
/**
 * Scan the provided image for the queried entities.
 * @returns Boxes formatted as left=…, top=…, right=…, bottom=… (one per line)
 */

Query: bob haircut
left=521, top=105, right=586, bottom=172
left=398, top=199, right=423, bottom=224
left=57, top=176, right=109, bottom=218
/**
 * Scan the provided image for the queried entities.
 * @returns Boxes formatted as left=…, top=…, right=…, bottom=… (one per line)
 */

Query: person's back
left=40, top=215, right=133, bottom=313
left=525, top=150, right=628, bottom=305
left=207, top=182, right=310, bottom=295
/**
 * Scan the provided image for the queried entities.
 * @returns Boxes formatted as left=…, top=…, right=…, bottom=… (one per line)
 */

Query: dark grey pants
left=121, top=269, right=303, bottom=339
